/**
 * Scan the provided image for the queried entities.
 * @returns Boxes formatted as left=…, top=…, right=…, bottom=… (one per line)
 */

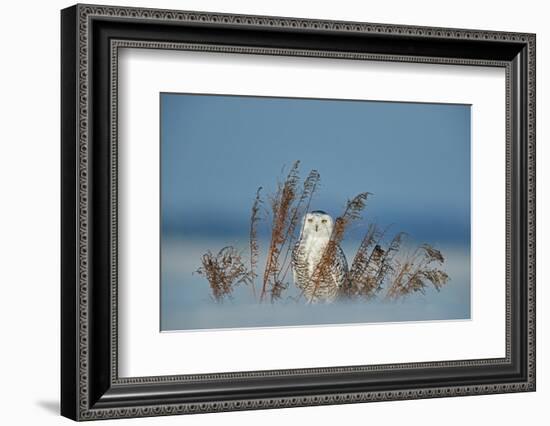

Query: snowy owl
left=291, top=211, right=349, bottom=303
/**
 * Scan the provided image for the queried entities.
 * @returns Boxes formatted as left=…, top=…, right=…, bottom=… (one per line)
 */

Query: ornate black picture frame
left=61, top=4, right=536, bottom=421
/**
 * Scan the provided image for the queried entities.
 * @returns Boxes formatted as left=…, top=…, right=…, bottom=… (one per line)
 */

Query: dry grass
left=347, top=224, right=386, bottom=298
left=259, top=161, right=300, bottom=302
left=196, top=161, right=450, bottom=303
left=384, top=244, right=450, bottom=299
left=195, top=247, right=254, bottom=302
left=248, top=187, right=263, bottom=300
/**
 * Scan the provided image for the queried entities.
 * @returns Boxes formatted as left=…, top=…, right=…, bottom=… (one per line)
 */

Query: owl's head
left=301, top=211, right=334, bottom=239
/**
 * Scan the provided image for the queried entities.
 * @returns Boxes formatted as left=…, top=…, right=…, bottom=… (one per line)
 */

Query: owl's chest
left=300, top=238, right=329, bottom=276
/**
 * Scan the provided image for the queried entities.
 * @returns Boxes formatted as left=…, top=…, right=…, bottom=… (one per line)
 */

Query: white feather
left=292, top=211, right=348, bottom=303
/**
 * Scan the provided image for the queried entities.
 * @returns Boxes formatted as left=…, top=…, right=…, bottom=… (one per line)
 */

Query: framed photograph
left=61, top=4, right=536, bottom=421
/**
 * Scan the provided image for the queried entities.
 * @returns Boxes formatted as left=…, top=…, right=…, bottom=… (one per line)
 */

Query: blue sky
left=161, top=93, right=471, bottom=246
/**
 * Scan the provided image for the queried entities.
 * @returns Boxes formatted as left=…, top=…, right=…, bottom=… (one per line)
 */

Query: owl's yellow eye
left=307, top=218, right=313, bottom=223
left=321, top=219, right=327, bottom=223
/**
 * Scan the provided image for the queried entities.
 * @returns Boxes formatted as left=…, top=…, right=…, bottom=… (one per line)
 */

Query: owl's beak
left=315, top=225, right=318, bottom=232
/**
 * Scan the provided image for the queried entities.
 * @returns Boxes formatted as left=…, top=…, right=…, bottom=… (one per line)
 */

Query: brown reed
left=248, top=187, right=263, bottom=300
left=259, top=161, right=301, bottom=302
left=195, top=247, right=255, bottom=302
left=384, top=243, right=450, bottom=299
left=347, top=224, right=384, bottom=298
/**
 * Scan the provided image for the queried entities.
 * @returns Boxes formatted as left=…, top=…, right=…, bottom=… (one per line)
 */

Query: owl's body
left=291, top=211, right=349, bottom=303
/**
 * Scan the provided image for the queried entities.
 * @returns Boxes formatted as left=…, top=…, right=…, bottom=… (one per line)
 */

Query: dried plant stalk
left=372, top=231, right=406, bottom=287
left=333, top=192, right=370, bottom=246
left=385, top=244, right=450, bottom=299
left=196, top=247, right=254, bottom=302
left=260, top=161, right=301, bottom=302
left=248, top=187, right=263, bottom=300
left=347, top=224, right=381, bottom=297
left=345, top=228, right=408, bottom=299
left=270, top=280, right=288, bottom=302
